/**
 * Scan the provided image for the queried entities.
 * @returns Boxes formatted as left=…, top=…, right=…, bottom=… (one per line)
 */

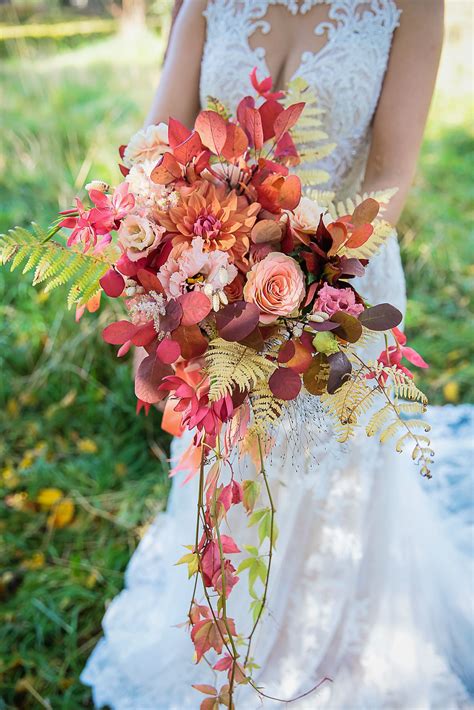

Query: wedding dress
left=81, top=1, right=474, bottom=707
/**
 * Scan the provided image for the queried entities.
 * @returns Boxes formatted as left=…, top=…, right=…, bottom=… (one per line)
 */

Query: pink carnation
left=313, top=284, right=364, bottom=317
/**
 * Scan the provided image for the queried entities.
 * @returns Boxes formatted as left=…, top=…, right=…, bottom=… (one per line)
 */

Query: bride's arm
left=361, top=0, right=444, bottom=225
left=145, top=0, right=207, bottom=128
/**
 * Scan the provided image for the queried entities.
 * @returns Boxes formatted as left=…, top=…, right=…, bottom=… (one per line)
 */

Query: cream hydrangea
left=126, top=160, right=179, bottom=211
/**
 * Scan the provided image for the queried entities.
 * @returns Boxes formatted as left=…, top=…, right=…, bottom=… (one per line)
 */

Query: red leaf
left=274, top=131, right=299, bottom=163
left=213, top=656, right=233, bottom=672
left=156, top=337, right=181, bottom=364
left=150, top=152, right=181, bottom=185
left=135, top=354, right=172, bottom=404
left=137, top=268, right=165, bottom=294
left=215, top=301, right=261, bottom=341
left=303, top=281, right=318, bottom=308
left=173, top=131, right=203, bottom=165
left=346, top=223, right=373, bottom=248
left=243, top=107, right=264, bottom=150
left=178, top=291, right=212, bottom=326
left=118, top=163, right=129, bottom=177
left=236, top=95, right=255, bottom=127
left=192, top=685, right=217, bottom=696
left=118, top=144, right=126, bottom=160
left=273, top=102, right=305, bottom=141
left=358, top=304, right=403, bottom=331
left=195, top=110, right=227, bottom=155
left=278, top=340, right=296, bottom=364
left=171, top=324, right=208, bottom=360
left=131, top=321, right=157, bottom=347
left=221, top=123, right=249, bottom=160
left=99, top=268, right=124, bottom=298
left=402, top=346, right=429, bottom=369
left=168, top=117, right=191, bottom=148
left=220, top=534, right=241, bottom=554
left=259, top=99, right=283, bottom=141
left=102, top=320, right=136, bottom=345
left=268, top=367, right=302, bottom=400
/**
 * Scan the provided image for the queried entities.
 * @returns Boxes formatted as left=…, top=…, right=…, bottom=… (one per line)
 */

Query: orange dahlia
left=157, top=180, right=260, bottom=268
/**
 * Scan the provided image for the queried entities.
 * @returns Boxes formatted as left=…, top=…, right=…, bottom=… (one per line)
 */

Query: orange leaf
left=195, top=110, right=227, bottom=155
left=346, top=223, right=373, bottom=248
left=273, top=102, right=305, bottom=140
left=221, top=123, right=248, bottom=160
left=192, top=685, right=218, bottom=696
left=150, top=152, right=181, bottom=185
left=351, top=197, right=379, bottom=226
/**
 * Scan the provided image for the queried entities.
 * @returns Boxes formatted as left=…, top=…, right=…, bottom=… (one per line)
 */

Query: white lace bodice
left=201, top=0, right=400, bottom=195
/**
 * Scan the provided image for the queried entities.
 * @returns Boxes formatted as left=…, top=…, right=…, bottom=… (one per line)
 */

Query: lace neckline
left=234, top=0, right=400, bottom=90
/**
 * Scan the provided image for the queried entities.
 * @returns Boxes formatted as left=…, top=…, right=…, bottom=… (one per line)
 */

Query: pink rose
left=313, top=283, right=364, bottom=317
left=243, top=252, right=305, bottom=324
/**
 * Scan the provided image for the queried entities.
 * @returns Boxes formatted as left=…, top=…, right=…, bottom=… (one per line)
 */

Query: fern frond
left=249, top=380, right=284, bottom=435
left=205, top=339, right=276, bottom=402
left=321, top=373, right=378, bottom=442
left=368, top=363, right=428, bottom=406
left=366, top=403, right=393, bottom=437
left=0, top=223, right=116, bottom=307
left=285, top=77, right=334, bottom=187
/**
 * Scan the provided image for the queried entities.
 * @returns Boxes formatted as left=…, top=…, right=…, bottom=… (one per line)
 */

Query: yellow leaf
left=77, top=438, right=98, bottom=454
left=115, top=462, right=127, bottom=477
left=47, top=499, right=75, bottom=529
left=6, top=399, right=19, bottom=418
left=1, top=465, right=20, bottom=489
left=37, top=487, right=63, bottom=509
left=19, top=453, right=34, bottom=470
left=443, top=381, right=459, bottom=403
left=21, top=552, right=45, bottom=571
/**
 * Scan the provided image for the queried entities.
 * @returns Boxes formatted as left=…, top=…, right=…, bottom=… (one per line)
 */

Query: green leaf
left=242, top=480, right=261, bottom=515
left=248, top=507, right=269, bottom=528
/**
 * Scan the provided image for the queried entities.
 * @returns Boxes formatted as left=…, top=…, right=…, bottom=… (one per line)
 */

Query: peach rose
left=243, top=252, right=305, bottom=324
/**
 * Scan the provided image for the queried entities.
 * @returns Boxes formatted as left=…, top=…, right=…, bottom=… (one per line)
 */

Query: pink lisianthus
left=158, top=237, right=237, bottom=299
left=118, top=214, right=165, bottom=261
left=313, top=283, right=364, bottom=318
left=243, top=252, right=305, bottom=324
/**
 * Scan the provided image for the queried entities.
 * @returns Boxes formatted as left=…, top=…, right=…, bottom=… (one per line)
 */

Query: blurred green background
left=0, top=0, right=472, bottom=707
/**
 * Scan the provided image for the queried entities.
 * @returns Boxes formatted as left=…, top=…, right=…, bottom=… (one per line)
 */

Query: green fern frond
left=0, top=223, right=117, bottom=307
left=205, top=339, right=276, bottom=402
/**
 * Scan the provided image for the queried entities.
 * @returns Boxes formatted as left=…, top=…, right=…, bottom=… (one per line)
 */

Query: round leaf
left=268, top=367, right=302, bottom=401
left=358, top=303, right=403, bottom=331
left=102, top=320, right=136, bottom=345
left=135, top=355, right=172, bottom=404
left=156, top=337, right=181, bottom=364
left=178, top=291, right=212, bottom=326
left=215, top=301, right=260, bottom=341
left=327, top=351, right=352, bottom=394
left=99, top=268, right=124, bottom=298
left=331, top=311, right=363, bottom=343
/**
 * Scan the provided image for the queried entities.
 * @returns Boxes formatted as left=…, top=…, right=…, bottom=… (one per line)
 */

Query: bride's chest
left=200, top=0, right=400, bottom=135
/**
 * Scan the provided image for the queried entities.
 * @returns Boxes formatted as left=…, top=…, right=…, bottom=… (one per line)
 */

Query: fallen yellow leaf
left=443, top=381, right=459, bottom=403
left=1, top=466, right=20, bottom=489
left=37, top=488, right=63, bottom=509
left=47, top=499, right=75, bottom=529
left=21, top=552, right=45, bottom=571
left=77, top=438, right=98, bottom=454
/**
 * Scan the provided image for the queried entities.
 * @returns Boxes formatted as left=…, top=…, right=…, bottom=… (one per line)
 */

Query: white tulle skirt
left=81, top=404, right=474, bottom=709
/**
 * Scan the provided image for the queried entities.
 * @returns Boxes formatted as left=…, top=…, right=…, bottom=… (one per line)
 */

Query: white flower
left=158, top=237, right=238, bottom=302
left=126, top=160, right=179, bottom=211
left=289, top=196, right=330, bottom=234
left=123, top=122, right=170, bottom=167
left=118, top=214, right=165, bottom=261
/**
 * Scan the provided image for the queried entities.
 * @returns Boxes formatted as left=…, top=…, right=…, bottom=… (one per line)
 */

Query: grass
left=0, top=10, right=473, bottom=709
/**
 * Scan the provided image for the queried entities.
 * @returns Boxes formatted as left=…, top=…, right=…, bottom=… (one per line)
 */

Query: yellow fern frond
left=343, top=220, right=395, bottom=260
left=249, top=380, right=284, bottom=435
left=0, top=223, right=117, bottom=307
left=205, top=339, right=276, bottom=402
left=366, top=403, right=393, bottom=437
left=321, top=373, right=378, bottom=442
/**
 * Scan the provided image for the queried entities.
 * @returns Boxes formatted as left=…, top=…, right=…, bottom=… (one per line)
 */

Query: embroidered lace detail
left=201, top=0, right=400, bottom=194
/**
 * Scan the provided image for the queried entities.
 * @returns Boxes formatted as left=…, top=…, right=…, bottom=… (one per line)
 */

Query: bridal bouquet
left=1, top=71, right=432, bottom=707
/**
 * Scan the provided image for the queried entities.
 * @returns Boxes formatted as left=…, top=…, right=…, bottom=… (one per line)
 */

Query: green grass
left=0, top=19, right=473, bottom=709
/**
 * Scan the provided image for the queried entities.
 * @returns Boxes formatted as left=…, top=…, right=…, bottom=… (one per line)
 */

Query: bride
left=82, top=1, right=473, bottom=707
